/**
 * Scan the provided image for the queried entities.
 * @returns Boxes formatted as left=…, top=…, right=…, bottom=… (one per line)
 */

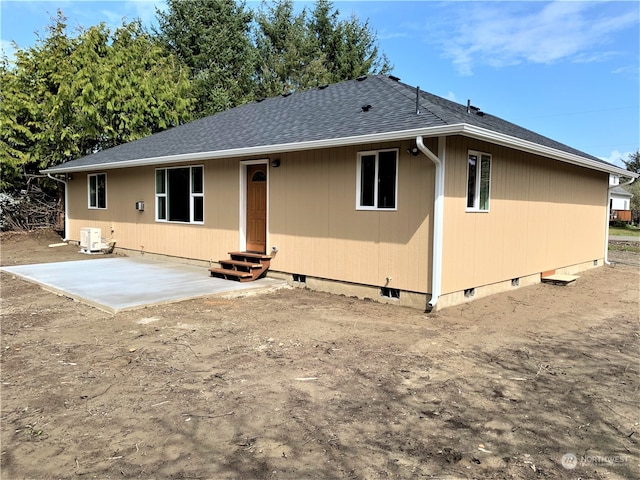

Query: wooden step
left=229, top=251, right=272, bottom=261
left=220, top=259, right=264, bottom=270
left=208, top=267, right=253, bottom=282
left=210, top=251, right=272, bottom=282
left=541, top=274, right=579, bottom=286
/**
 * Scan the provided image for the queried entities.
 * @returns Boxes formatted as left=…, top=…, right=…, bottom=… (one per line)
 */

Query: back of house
left=43, top=75, right=635, bottom=310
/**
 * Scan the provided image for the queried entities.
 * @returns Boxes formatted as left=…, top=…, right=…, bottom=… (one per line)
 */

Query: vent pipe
left=416, top=86, right=421, bottom=115
left=467, top=99, right=471, bottom=114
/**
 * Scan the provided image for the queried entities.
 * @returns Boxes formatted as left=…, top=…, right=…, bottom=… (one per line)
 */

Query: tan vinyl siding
left=270, top=140, right=435, bottom=293
left=67, top=141, right=436, bottom=293
left=441, top=136, right=607, bottom=294
left=67, top=160, right=239, bottom=262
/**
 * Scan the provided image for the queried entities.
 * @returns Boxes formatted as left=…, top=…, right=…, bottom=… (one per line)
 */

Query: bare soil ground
left=1, top=230, right=639, bottom=479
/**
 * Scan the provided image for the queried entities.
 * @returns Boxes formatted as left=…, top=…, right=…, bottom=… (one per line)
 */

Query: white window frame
left=466, top=150, right=492, bottom=212
left=356, top=149, right=399, bottom=211
left=87, top=173, right=107, bottom=209
left=155, top=165, right=204, bottom=224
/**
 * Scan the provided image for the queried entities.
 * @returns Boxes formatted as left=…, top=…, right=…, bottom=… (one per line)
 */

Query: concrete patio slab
left=1, top=257, right=285, bottom=313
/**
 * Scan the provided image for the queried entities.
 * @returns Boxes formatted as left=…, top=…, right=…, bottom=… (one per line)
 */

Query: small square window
left=356, top=149, right=398, bottom=210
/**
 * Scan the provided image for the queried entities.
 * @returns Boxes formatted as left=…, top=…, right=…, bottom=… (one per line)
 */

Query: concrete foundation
left=108, top=246, right=604, bottom=312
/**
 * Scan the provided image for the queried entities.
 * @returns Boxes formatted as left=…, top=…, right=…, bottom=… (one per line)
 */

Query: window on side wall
left=356, top=149, right=398, bottom=210
left=155, top=166, right=204, bottom=223
left=466, top=150, right=491, bottom=212
left=88, top=173, right=107, bottom=209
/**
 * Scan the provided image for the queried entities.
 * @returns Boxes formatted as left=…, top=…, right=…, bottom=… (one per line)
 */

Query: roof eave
left=42, top=123, right=636, bottom=178
left=458, top=124, right=637, bottom=178
left=41, top=125, right=462, bottom=174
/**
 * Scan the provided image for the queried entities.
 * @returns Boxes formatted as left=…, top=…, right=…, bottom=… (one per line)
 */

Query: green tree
left=254, top=0, right=392, bottom=98
left=0, top=11, right=193, bottom=192
left=0, top=55, right=35, bottom=190
left=72, top=20, right=193, bottom=150
left=623, top=150, right=640, bottom=175
left=254, top=0, right=321, bottom=97
left=155, top=0, right=256, bottom=117
left=0, top=14, right=77, bottom=191
left=309, top=0, right=391, bottom=83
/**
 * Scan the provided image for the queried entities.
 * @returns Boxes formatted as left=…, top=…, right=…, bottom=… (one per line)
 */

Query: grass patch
left=608, top=244, right=640, bottom=253
left=609, top=226, right=640, bottom=237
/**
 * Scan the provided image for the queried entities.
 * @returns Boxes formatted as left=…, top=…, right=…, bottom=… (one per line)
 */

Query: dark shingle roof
left=46, top=74, right=612, bottom=171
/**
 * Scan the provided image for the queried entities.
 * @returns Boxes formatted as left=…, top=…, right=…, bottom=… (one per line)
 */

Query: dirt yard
left=1, top=230, right=638, bottom=479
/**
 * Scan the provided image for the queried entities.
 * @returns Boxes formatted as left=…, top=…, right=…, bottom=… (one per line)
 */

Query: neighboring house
left=43, top=75, right=636, bottom=310
left=609, top=186, right=633, bottom=223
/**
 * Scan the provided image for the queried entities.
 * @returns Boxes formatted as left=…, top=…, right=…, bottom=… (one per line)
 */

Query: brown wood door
left=246, top=165, right=267, bottom=253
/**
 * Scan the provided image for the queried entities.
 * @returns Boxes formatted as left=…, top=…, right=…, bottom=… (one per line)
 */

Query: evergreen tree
left=309, top=0, right=391, bottom=82
left=254, top=0, right=391, bottom=98
left=0, top=11, right=193, bottom=192
left=254, top=0, right=323, bottom=97
left=155, top=0, right=257, bottom=117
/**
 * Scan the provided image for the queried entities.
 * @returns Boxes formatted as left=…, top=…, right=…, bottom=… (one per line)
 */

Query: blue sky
left=1, top=0, right=638, bottom=167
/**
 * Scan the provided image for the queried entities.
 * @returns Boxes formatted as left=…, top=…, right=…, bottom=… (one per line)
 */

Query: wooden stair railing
left=209, top=252, right=271, bottom=282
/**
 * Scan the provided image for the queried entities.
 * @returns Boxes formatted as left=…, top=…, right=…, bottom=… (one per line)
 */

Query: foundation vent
left=380, top=287, right=400, bottom=299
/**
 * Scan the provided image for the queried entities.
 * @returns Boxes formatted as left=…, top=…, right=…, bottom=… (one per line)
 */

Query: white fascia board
left=42, top=123, right=636, bottom=178
left=40, top=125, right=463, bottom=174
left=459, top=124, right=637, bottom=178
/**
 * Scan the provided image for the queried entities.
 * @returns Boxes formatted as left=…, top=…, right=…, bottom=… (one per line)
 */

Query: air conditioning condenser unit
left=80, top=228, right=102, bottom=253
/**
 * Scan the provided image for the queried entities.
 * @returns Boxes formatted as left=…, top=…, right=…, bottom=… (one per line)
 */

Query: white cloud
left=127, top=0, right=164, bottom=27
left=66, top=1, right=164, bottom=33
left=599, top=150, right=633, bottom=168
left=377, top=31, right=410, bottom=41
left=612, top=64, right=638, bottom=76
left=446, top=91, right=456, bottom=102
left=437, top=1, right=638, bottom=76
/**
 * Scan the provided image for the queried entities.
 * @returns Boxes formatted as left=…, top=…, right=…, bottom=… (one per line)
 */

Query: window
left=356, top=149, right=398, bottom=210
left=155, top=166, right=204, bottom=223
left=88, top=173, right=107, bottom=209
left=466, top=150, right=491, bottom=212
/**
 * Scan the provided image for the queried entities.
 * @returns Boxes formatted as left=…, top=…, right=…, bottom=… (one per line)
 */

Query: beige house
left=43, top=75, right=635, bottom=310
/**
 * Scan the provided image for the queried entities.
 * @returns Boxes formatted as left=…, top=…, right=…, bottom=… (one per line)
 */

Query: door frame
left=239, top=159, right=269, bottom=252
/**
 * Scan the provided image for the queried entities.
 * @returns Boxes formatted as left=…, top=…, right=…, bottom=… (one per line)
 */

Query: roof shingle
left=47, top=74, right=611, bottom=171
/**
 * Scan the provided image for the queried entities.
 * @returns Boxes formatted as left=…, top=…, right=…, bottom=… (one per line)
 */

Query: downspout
left=416, top=136, right=445, bottom=312
left=605, top=176, right=636, bottom=265
left=47, top=173, right=69, bottom=241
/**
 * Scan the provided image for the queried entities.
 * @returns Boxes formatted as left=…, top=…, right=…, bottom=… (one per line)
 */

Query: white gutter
left=416, top=136, right=445, bottom=312
left=41, top=123, right=634, bottom=178
left=456, top=124, right=635, bottom=178
left=605, top=176, right=637, bottom=265
left=47, top=173, right=69, bottom=241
